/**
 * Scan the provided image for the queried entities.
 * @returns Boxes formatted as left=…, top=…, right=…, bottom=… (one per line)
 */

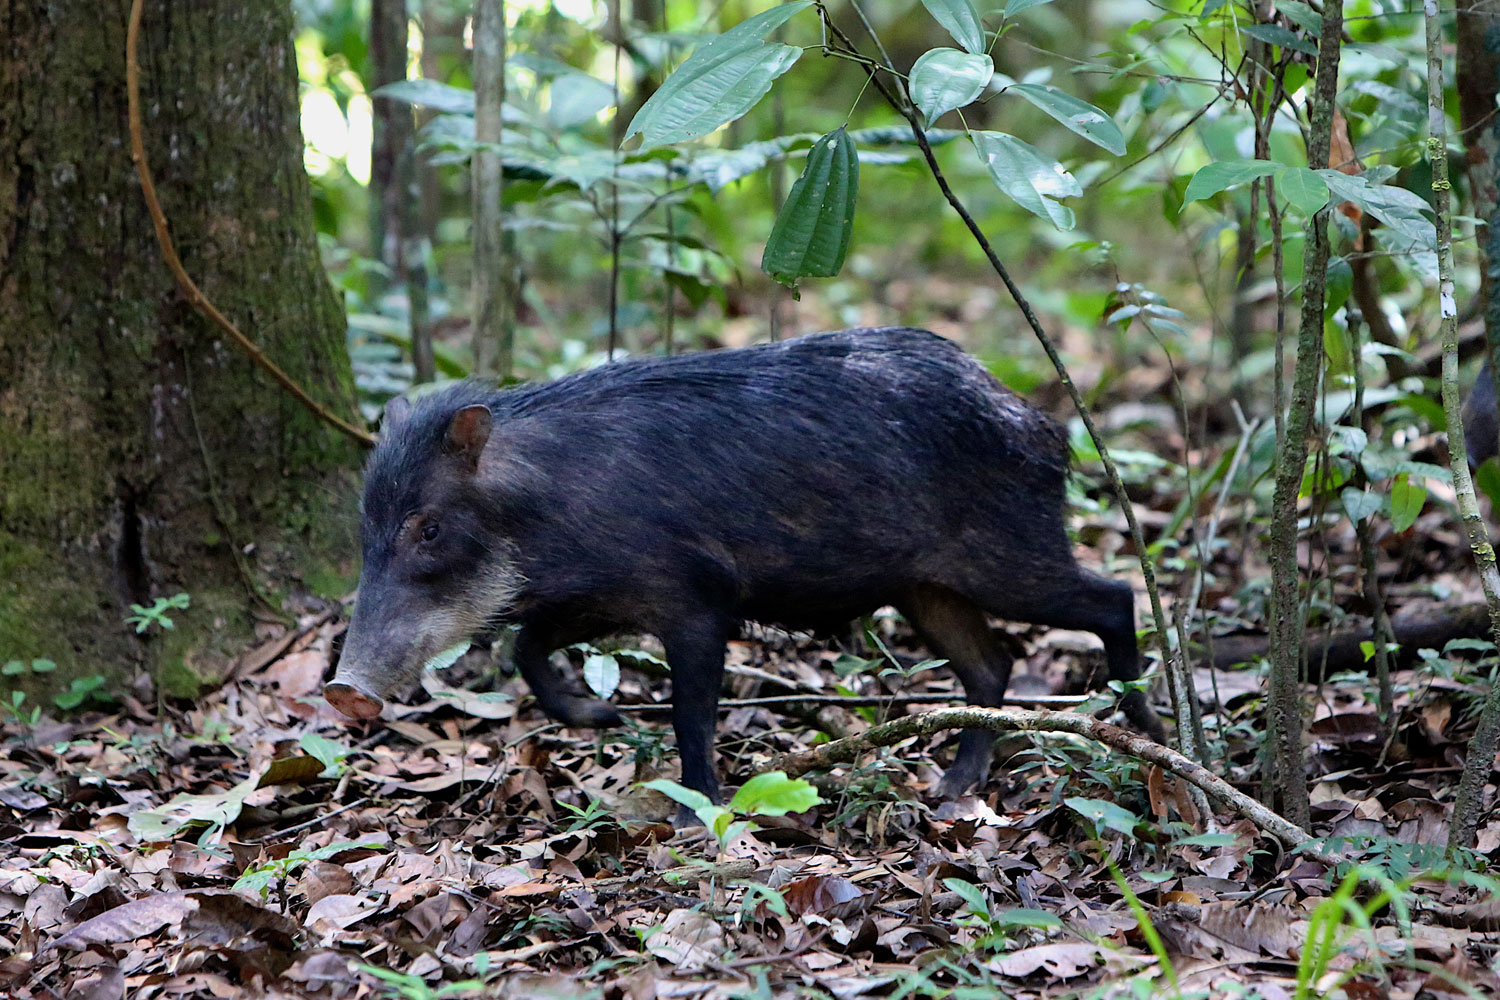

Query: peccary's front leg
left=663, top=613, right=730, bottom=808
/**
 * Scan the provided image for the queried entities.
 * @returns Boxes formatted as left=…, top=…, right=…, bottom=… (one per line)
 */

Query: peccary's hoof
left=325, top=682, right=384, bottom=719
left=1122, top=691, right=1167, bottom=744
left=554, top=697, right=623, bottom=729
left=936, top=763, right=984, bottom=800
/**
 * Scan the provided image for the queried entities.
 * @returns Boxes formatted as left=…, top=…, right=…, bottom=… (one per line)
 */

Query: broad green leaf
left=374, top=79, right=475, bottom=115
left=1278, top=1, right=1323, bottom=36
left=298, top=733, right=348, bottom=776
left=624, top=2, right=812, bottom=150
left=424, top=642, right=470, bottom=671
left=547, top=72, right=616, bottom=128
left=1477, top=457, right=1500, bottom=507
left=1003, top=0, right=1057, bottom=15
left=909, top=48, right=993, bottom=127
left=762, top=126, right=859, bottom=287
left=1340, top=487, right=1381, bottom=523
left=129, top=771, right=263, bottom=841
left=1242, top=22, right=1318, bottom=56
left=30, top=658, right=57, bottom=672
left=971, top=130, right=1081, bottom=230
left=1389, top=472, right=1426, bottom=532
left=643, top=778, right=714, bottom=812
left=727, top=771, right=822, bottom=816
left=991, top=908, right=1064, bottom=929
left=1006, top=83, right=1126, bottom=154
left=1319, top=170, right=1436, bottom=249
left=1183, top=160, right=1278, bottom=202
left=1065, top=796, right=1141, bottom=837
left=1276, top=166, right=1330, bottom=215
left=919, top=0, right=986, bottom=54
left=583, top=652, right=620, bottom=700
left=942, top=878, right=990, bottom=918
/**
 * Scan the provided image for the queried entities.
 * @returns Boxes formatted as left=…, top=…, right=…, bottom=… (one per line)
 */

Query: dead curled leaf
left=781, top=875, right=866, bottom=919
left=986, top=942, right=1109, bottom=979
left=52, top=888, right=300, bottom=955
left=646, top=908, right=724, bottom=971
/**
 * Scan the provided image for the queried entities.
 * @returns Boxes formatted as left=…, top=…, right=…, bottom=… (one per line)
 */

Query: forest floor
left=8, top=449, right=1500, bottom=999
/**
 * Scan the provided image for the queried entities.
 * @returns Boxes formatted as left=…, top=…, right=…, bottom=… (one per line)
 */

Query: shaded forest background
left=8, top=0, right=1500, bottom=997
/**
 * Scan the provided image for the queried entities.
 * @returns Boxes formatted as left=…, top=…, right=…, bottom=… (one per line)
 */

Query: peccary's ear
left=445, top=404, right=493, bottom=471
left=383, top=396, right=412, bottom=432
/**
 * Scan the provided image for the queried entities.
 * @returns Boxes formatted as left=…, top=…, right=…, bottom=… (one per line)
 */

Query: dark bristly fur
left=328, top=328, right=1165, bottom=804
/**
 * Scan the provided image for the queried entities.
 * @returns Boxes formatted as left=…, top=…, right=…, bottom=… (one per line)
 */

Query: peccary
left=324, top=328, right=1165, bottom=801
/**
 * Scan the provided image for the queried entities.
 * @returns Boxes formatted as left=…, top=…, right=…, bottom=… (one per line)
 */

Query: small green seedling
left=235, top=840, right=384, bottom=896
left=125, top=592, right=191, bottom=634
left=644, top=771, right=821, bottom=848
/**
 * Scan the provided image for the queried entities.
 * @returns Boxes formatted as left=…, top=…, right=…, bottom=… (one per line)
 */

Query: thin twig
left=615, top=691, right=1092, bottom=714
left=766, top=706, right=1343, bottom=862
left=124, top=0, right=374, bottom=448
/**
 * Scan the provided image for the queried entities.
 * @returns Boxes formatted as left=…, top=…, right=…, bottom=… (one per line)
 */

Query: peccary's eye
left=421, top=521, right=440, bottom=542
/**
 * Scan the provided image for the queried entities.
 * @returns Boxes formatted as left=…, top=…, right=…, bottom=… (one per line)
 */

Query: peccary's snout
left=322, top=595, right=434, bottom=720
left=324, top=673, right=385, bottom=719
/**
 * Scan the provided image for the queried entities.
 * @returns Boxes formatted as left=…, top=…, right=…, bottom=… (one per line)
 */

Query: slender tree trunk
left=1263, top=0, right=1345, bottom=831
left=471, top=0, right=513, bottom=379
left=370, top=0, right=432, bottom=382
left=1458, top=1, right=1500, bottom=379
left=370, top=0, right=408, bottom=306
left=0, top=0, right=361, bottom=693
left=1435, top=0, right=1500, bottom=852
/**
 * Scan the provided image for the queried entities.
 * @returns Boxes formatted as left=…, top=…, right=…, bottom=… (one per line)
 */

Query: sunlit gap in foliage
left=295, top=28, right=373, bottom=184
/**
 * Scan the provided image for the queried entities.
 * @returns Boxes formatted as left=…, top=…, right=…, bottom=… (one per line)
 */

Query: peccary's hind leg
left=984, top=570, right=1166, bottom=744
left=514, top=624, right=623, bottom=728
left=898, top=586, right=1016, bottom=798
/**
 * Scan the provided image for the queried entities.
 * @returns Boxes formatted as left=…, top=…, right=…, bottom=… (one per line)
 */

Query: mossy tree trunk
left=0, top=0, right=363, bottom=696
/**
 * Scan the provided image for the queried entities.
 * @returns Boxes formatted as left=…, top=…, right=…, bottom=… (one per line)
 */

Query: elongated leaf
left=761, top=126, right=859, bottom=287
left=1389, top=473, right=1426, bottom=532
left=1006, top=83, right=1125, bottom=154
left=1003, top=0, right=1057, bottom=15
left=909, top=48, right=993, bottom=127
left=919, top=0, right=986, bottom=54
left=1065, top=796, right=1141, bottom=837
left=1276, top=166, right=1330, bottom=215
left=374, top=79, right=475, bottom=114
left=625, top=2, right=812, bottom=150
left=583, top=652, right=620, bottom=700
left=1243, top=22, right=1318, bottom=56
left=1319, top=170, right=1436, bottom=248
left=1182, top=159, right=1278, bottom=202
left=971, top=130, right=1081, bottom=230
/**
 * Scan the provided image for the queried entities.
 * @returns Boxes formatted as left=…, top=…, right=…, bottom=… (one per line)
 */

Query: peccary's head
left=324, top=387, right=522, bottom=719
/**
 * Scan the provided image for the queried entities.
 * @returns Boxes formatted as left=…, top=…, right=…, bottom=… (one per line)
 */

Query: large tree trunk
left=0, top=0, right=363, bottom=695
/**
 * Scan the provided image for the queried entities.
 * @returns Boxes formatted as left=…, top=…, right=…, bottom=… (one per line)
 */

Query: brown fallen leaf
left=51, top=891, right=202, bottom=950
left=987, top=942, right=1108, bottom=979
left=782, top=875, right=867, bottom=919
left=647, top=908, right=725, bottom=971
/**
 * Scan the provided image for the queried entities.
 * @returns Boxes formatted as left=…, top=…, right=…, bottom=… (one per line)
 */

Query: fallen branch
left=1205, top=602, right=1492, bottom=678
left=765, top=706, right=1344, bottom=863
